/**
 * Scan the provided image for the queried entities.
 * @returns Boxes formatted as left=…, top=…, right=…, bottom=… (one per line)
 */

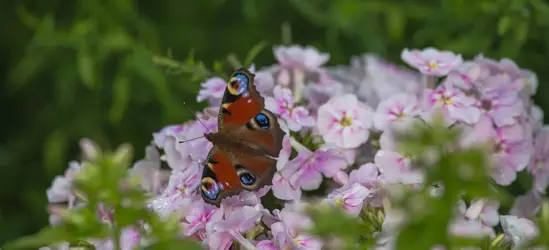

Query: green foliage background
left=1, top=0, right=549, bottom=245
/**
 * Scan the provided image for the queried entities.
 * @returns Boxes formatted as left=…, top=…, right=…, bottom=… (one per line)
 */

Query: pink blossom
left=175, top=116, right=218, bottom=164
left=206, top=205, right=261, bottom=250
left=422, top=85, right=481, bottom=126
left=317, top=94, right=374, bottom=148
left=510, top=189, right=542, bottom=218
left=286, top=144, right=348, bottom=191
left=527, top=126, right=549, bottom=191
left=374, top=93, right=420, bottom=131
left=274, top=45, right=329, bottom=70
left=322, top=183, right=371, bottom=216
left=47, top=161, right=82, bottom=204
left=489, top=124, right=532, bottom=185
left=129, top=145, right=169, bottom=195
left=463, top=199, right=500, bottom=227
left=265, top=86, right=314, bottom=131
left=196, top=77, right=227, bottom=106
left=182, top=199, right=224, bottom=237
left=475, top=73, right=524, bottom=127
left=500, top=215, right=539, bottom=247
left=270, top=202, right=323, bottom=250
left=343, top=163, right=379, bottom=190
left=256, top=240, right=280, bottom=250
left=401, top=47, right=463, bottom=76
left=375, top=131, right=424, bottom=185
left=150, top=162, right=202, bottom=217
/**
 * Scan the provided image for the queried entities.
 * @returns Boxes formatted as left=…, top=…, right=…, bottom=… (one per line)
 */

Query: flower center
left=335, top=199, right=345, bottom=207
left=427, top=60, right=439, bottom=70
left=339, top=116, right=353, bottom=127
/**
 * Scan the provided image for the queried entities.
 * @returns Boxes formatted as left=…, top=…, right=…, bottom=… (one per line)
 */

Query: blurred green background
left=2, top=0, right=549, bottom=245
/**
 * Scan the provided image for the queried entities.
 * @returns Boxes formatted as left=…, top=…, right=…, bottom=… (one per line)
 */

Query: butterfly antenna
left=178, top=136, right=205, bottom=144
left=182, top=102, right=211, bottom=133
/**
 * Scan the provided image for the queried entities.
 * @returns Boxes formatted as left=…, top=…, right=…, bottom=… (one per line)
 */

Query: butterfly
left=200, top=68, right=284, bottom=206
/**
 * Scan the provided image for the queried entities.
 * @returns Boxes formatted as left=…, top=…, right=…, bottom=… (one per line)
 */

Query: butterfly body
left=200, top=69, right=284, bottom=206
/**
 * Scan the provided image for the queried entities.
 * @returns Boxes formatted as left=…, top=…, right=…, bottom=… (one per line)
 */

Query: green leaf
left=43, top=130, right=68, bottom=176
left=243, top=40, right=268, bottom=68
left=109, top=69, right=130, bottom=123
left=77, top=45, right=96, bottom=89
left=386, top=8, right=405, bottom=41
left=497, top=16, right=512, bottom=36
left=3, top=226, right=71, bottom=249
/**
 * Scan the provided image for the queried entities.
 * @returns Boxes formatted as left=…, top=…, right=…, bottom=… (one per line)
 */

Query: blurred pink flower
left=489, top=124, right=532, bottom=185
left=500, top=215, right=538, bottom=247
left=206, top=205, right=261, bottom=250
left=182, top=199, right=224, bottom=238
left=150, top=162, right=202, bottom=217
left=286, top=144, right=348, bottom=191
left=256, top=240, right=280, bottom=250
left=374, top=93, right=420, bottom=131
left=322, top=183, right=371, bottom=216
left=422, top=86, right=481, bottom=126
left=375, top=131, right=424, bottom=185
left=270, top=202, right=323, bottom=250
left=196, top=77, right=227, bottom=106
left=317, top=94, right=374, bottom=148
left=47, top=161, right=82, bottom=204
left=129, top=145, right=169, bottom=195
left=274, top=45, right=329, bottom=70
left=527, top=126, right=549, bottom=191
left=265, top=86, right=314, bottom=131
left=401, top=47, right=463, bottom=76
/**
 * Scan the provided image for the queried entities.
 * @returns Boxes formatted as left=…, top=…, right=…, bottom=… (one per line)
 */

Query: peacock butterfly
left=200, top=68, right=284, bottom=206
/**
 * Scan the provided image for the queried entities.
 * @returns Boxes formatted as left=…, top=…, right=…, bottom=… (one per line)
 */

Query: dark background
left=1, top=0, right=549, bottom=245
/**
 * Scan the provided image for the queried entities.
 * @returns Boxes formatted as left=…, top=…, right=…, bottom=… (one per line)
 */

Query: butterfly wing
left=217, top=68, right=264, bottom=131
left=201, top=68, right=284, bottom=206
left=200, top=145, right=277, bottom=206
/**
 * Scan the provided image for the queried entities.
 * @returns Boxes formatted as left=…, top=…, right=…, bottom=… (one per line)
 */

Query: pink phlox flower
left=196, top=77, right=227, bottom=106
left=375, top=131, right=424, bottom=185
left=152, top=124, right=189, bottom=169
left=422, top=85, right=481, bottom=126
left=129, top=145, right=169, bottom=195
left=255, top=69, right=276, bottom=96
left=445, top=62, right=484, bottom=91
left=47, top=161, right=82, bottom=204
left=256, top=240, right=280, bottom=250
left=206, top=205, right=262, bottom=250
left=322, top=183, right=371, bottom=217
left=354, top=54, right=422, bottom=108
left=475, top=73, right=524, bottom=127
left=510, top=189, right=543, bottom=218
left=489, top=123, right=533, bottom=185
left=219, top=189, right=268, bottom=219
left=374, top=93, right=420, bottom=131
left=286, top=143, right=348, bottom=191
left=401, top=47, right=463, bottom=76
left=150, top=162, right=202, bottom=217
left=175, top=115, right=218, bottom=164
left=463, top=199, right=500, bottom=227
left=301, top=77, right=346, bottom=113
left=270, top=202, right=323, bottom=250
left=182, top=199, right=224, bottom=238
left=500, top=215, right=539, bottom=248
left=265, top=86, right=314, bottom=131
left=449, top=219, right=495, bottom=239
left=272, top=135, right=303, bottom=201
left=527, top=126, right=549, bottom=191
left=317, top=94, right=374, bottom=148
left=274, top=45, right=329, bottom=70
left=347, top=163, right=380, bottom=189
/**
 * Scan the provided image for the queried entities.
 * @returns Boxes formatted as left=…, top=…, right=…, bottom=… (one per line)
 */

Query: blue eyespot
left=233, top=73, right=249, bottom=95
left=201, top=180, right=220, bottom=200
left=239, top=172, right=256, bottom=185
left=254, top=113, right=270, bottom=129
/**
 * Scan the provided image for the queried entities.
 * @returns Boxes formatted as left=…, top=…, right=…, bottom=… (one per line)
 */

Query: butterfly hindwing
left=200, top=146, right=242, bottom=205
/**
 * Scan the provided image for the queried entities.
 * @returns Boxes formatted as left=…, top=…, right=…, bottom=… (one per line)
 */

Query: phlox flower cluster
left=45, top=45, right=547, bottom=249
